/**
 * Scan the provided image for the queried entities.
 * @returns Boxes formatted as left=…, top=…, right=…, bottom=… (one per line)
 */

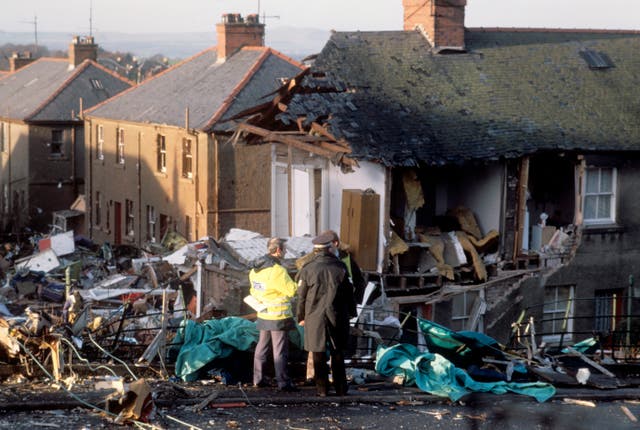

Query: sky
left=0, top=0, right=639, bottom=34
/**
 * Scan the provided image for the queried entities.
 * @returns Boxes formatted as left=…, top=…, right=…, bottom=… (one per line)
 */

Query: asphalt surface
left=1, top=380, right=640, bottom=429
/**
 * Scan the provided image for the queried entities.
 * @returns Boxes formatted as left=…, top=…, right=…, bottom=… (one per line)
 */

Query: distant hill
left=0, top=26, right=330, bottom=61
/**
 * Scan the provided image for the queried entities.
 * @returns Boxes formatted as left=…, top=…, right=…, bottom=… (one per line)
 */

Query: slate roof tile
left=277, top=29, right=640, bottom=166
left=87, top=47, right=303, bottom=132
left=0, top=59, right=131, bottom=121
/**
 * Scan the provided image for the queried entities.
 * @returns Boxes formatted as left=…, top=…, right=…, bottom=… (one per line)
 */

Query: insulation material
left=447, top=206, right=482, bottom=240
left=455, top=231, right=487, bottom=282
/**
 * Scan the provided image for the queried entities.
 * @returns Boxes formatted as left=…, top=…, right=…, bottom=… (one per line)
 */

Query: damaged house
left=82, top=14, right=304, bottom=247
left=0, top=37, right=133, bottom=232
left=232, top=0, right=640, bottom=351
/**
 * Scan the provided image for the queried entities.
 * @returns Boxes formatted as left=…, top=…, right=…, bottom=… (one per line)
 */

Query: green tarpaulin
left=376, top=343, right=556, bottom=402
left=172, top=317, right=303, bottom=382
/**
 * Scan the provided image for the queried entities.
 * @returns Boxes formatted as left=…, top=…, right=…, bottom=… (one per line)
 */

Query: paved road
left=1, top=383, right=639, bottom=429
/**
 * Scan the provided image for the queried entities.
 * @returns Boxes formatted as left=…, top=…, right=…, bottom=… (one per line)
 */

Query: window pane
left=452, top=295, right=465, bottom=317
left=585, top=169, right=599, bottom=193
left=597, top=195, right=611, bottom=219
left=600, top=168, right=613, bottom=192
left=584, top=195, right=597, bottom=219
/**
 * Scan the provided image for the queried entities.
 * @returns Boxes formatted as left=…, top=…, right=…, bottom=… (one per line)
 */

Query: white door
left=291, top=168, right=314, bottom=236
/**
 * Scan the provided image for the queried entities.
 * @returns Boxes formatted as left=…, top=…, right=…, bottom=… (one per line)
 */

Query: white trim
left=583, top=167, right=617, bottom=225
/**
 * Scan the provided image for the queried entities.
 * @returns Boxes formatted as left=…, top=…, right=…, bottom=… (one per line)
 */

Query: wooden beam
left=514, top=156, right=530, bottom=258
left=237, top=123, right=357, bottom=166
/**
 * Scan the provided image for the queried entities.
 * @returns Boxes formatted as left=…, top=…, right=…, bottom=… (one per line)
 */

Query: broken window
left=125, top=199, right=134, bottom=236
left=96, top=124, right=104, bottom=160
left=0, top=122, right=6, bottom=152
left=583, top=167, right=616, bottom=225
left=95, top=191, right=101, bottom=226
left=542, top=285, right=574, bottom=343
left=157, top=135, right=167, bottom=173
left=450, top=291, right=479, bottom=331
left=182, top=138, right=192, bottom=178
left=594, top=289, right=623, bottom=333
left=50, top=129, right=64, bottom=156
left=147, top=205, right=157, bottom=243
left=117, top=128, right=125, bottom=164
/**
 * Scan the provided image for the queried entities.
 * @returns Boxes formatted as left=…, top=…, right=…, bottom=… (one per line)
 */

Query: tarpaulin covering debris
left=171, top=316, right=304, bottom=382
left=375, top=343, right=556, bottom=402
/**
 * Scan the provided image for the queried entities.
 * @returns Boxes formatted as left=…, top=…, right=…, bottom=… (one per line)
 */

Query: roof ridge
left=467, top=27, right=640, bottom=35
left=204, top=47, right=272, bottom=130
left=26, top=60, right=91, bottom=121
left=88, top=59, right=135, bottom=88
left=204, top=46, right=306, bottom=131
left=85, top=46, right=217, bottom=117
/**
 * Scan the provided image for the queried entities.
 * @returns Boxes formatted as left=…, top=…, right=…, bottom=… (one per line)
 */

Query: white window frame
left=125, top=199, right=134, bottom=236
left=451, top=291, right=478, bottom=332
left=96, top=125, right=104, bottom=160
left=542, top=285, right=575, bottom=343
left=117, top=128, right=125, bottom=165
left=182, top=138, right=193, bottom=178
left=583, top=167, right=616, bottom=225
left=157, top=135, right=167, bottom=173
left=147, top=205, right=157, bottom=242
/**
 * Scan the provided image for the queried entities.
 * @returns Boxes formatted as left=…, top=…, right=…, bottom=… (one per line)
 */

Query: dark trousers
left=312, top=349, right=347, bottom=395
left=253, top=329, right=291, bottom=388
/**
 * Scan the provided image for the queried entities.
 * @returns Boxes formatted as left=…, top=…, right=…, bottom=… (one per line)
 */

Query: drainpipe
left=137, top=130, right=142, bottom=246
left=626, top=275, right=634, bottom=354
left=86, top=118, right=93, bottom=240
left=195, top=260, right=202, bottom=318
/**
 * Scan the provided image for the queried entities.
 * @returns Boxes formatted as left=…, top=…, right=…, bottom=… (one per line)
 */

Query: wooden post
left=514, top=157, right=530, bottom=259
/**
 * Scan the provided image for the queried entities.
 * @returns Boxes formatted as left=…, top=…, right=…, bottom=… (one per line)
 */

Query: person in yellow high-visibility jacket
left=249, top=237, right=298, bottom=392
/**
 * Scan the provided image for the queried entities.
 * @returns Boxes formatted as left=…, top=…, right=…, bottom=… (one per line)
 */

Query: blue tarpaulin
left=375, top=343, right=556, bottom=402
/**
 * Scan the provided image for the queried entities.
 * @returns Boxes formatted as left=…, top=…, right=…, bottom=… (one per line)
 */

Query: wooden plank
left=236, top=124, right=357, bottom=166
left=514, top=156, right=529, bottom=258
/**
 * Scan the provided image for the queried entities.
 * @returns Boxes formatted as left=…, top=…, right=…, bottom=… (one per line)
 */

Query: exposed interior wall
left=327, top=160, right=387, bottom=272
left=440, top=163, right=502, bottom=236
left=396, top=163, right=502, bottom=238
left=271, top=143, right=327, bottom=238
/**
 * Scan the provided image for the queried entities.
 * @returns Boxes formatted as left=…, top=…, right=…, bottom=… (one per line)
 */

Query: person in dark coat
left=296, top=230, right=357, bottom=396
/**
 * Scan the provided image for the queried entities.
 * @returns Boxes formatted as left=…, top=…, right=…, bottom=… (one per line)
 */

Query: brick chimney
left=216, top=13, right=265, bottom=61
left=69, top=35, right=98, bottom=68
left=9, top=51, right=35, bottom=72
left=403, top=0, right=466, bottom=49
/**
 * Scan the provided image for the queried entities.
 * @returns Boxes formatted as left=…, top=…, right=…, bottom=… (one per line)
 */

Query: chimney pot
left=69, top=35, right=98, bottom=68
left=216, top=13, right=265, bottom=62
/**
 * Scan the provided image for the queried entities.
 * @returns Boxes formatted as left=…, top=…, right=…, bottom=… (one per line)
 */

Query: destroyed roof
left=85, top=47, right=304, bottom=132
left=0, top=59, right=132, bottom=121
left=248, top=29, right=640, bottom=166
